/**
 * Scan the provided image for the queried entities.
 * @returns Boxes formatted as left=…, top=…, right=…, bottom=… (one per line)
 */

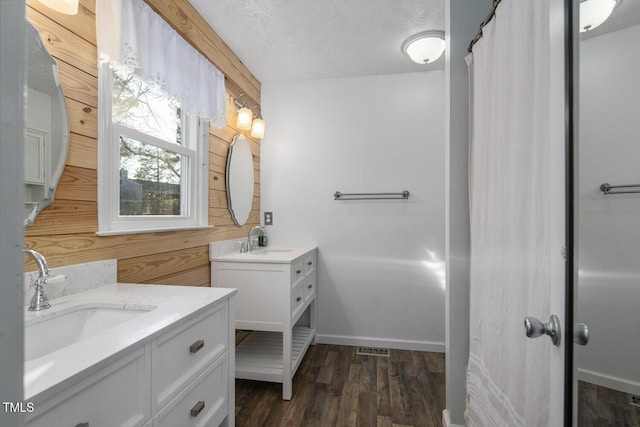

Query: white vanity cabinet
left=24, top=285, right=235, bottom=427
left=210, top=246, right=317, bottom=400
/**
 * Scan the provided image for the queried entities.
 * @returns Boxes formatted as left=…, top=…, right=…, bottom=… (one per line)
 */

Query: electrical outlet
left=264, top=212, right=273, bottom=226
left=629, top=394, right=640, bottom=407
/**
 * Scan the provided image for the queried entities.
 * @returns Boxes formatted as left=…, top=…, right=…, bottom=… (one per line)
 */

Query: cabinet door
left=26, top=347, right=150, bottom=427
left=217, top=263, right=287, bottom=330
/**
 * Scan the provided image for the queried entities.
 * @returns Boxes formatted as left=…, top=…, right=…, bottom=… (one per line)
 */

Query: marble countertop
left=210, top=246, right=317, bottom=263
left=24, top=283, right=236, bottom=402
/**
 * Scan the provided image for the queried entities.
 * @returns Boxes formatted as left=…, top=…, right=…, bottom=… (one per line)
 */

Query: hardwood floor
left=578, top=381, right=640, bottom=426
left=234, top=344, right=446, bottom=427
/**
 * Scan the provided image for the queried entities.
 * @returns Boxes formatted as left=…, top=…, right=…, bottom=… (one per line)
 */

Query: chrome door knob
left=524, top=314, right=561, bottom=346
left=574, top=323, right=589, bottom=346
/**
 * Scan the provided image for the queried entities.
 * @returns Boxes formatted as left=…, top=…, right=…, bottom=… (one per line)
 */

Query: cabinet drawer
left=152, top=302, right=228, bottom=411
left=303, top=252, right=316, bottom=276
left=292, top=276, right=315, bottom=323
left=290, top=259, right=305, bottom=287
left=291, top=282, right=306, bottom=321
left=156, top=354, right=228, bottom=427
left=26, top=347, right=149, bottom=427
left=303, top=276, right=316, bottom=304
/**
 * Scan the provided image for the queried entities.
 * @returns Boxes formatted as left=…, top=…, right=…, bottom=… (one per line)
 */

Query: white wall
left=261, top=71, right=446, bottom=351
left=577, top=24, right=640, bottom=394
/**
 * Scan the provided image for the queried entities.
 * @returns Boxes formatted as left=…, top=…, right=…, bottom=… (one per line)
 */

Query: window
left=98, top=65, right=209, bottom=235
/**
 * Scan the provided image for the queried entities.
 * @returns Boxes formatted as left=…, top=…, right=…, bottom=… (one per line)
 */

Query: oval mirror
left=24, top=22, right=69, bottom=226
left=226, top=134, right=254, bottom=226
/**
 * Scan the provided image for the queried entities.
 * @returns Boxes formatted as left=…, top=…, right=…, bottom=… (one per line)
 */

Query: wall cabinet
left=211, top=246, right=317, bottom=400
left=25, top=297, right=234, bottom=427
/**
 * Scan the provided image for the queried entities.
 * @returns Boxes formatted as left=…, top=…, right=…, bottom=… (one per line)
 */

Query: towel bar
left=600, top=183, right=640, bottom=195
left=333, top=191, right=410, bottom=200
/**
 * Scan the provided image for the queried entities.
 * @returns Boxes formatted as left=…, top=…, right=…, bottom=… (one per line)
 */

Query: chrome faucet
left=246, top=226, right=265, bottom=252
left=23, top=248, right=52, bottom=311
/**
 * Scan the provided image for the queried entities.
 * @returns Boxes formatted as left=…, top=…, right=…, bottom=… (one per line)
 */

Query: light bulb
left=250, top=118, right=265, bottom=139
left=236, top=107, right=253, bottom=130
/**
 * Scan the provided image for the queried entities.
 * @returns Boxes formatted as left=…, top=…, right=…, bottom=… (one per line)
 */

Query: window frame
left=97, top=63, right=210, bottom=236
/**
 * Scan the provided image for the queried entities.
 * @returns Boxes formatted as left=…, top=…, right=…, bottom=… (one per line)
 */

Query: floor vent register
left=356, top=346, right=390, bottom=357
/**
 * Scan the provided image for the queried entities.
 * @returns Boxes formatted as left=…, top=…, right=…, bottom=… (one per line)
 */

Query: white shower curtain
left=467, top=0, right=554, bottom=425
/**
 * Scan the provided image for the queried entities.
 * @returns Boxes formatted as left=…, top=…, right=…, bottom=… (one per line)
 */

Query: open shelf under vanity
left=236, top=326, right=315, bottom=382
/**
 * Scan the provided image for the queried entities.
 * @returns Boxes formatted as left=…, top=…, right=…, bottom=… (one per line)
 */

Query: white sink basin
left=25, top=303, right=155, bottom=362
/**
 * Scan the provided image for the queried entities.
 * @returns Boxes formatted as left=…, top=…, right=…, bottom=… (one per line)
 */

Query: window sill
left=96, top=224, right=214, bottom=237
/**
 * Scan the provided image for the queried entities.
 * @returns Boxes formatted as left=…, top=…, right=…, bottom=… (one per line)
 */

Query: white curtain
left=467, top=0, right=553, bottom=425
left=96, top=0, right=227, bottom=127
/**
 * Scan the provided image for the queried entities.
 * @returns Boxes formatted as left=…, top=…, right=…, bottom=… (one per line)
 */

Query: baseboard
left=442, top=409, right=465, bottom=427
left=578, top=368, right=640, bottom=395
left=315, top=333, right=445, bottom=353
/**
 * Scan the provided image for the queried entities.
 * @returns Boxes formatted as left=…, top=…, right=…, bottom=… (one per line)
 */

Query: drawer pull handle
left=190, top=339, right=205, bottom=354
left=308, top=261, right=313, bottom=266
left=296, top=269, right=302, bottom=274
left=75, top=423, right=89, bottom=427
left=296, top=296, right=302, bottom=302
left=308, top=284, right=313, bottom=289
left=190, top=400, right=205, bottom=418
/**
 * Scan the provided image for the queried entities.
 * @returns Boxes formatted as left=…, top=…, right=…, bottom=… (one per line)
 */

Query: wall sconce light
left=401, top=30, right=446, bottom=64
left=580, top=0, right=620, bottom=32
left=236, top=106, right=253, bottom=130
left=232, top=93, right=253, bottom=130
left=250, top=112, right=265, bottom=139
left=231, top=93, right=266, bottom=138
left=37, top=0, right=79, bottom=15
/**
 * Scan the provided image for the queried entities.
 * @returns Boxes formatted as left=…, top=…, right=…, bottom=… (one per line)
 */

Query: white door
left=547, top=0, right=571, bottom=424
left=465, top=0, right=569, bottom=425
left=540, top=0, right=577, bottom=426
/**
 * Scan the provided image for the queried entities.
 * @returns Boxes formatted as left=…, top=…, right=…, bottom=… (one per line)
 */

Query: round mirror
left=226, top=134, right=254, bottom=226
left=24, top=22, right=69, bottom=226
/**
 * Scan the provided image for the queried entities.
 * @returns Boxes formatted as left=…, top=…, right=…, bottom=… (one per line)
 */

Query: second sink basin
left=25, top=303, right=155, bottom=362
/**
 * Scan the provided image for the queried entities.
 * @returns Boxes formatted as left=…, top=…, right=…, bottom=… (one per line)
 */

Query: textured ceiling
left=187, top=0, right=445, bottom=83
left=187, top=0, right=640, bottom=83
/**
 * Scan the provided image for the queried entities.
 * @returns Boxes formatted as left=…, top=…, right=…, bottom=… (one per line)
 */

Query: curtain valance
left=96, top=0, right=227, bottom=127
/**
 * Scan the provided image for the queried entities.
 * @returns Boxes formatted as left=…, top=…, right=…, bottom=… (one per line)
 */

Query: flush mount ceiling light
left=37, top=0, right=79, bottom=15
left=580, top=0, right=621, bottom=33
left=401, top=30, right=446, bottom=64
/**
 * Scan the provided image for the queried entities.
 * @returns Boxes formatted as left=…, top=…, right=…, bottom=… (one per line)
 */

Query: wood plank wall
left=24, top=0, right=262, bottom=287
